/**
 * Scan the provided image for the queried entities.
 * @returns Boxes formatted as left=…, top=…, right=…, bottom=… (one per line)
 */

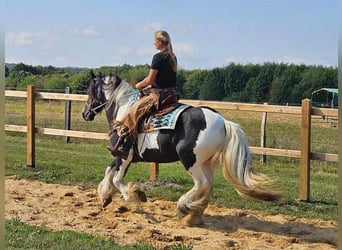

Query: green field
left=5, top=98, right=338, bottom=249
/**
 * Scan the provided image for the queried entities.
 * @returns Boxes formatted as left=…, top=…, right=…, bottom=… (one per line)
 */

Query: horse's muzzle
left=82, top=105, right=95, bottom=121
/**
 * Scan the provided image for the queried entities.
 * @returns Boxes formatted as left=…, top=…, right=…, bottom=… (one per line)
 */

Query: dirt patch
left=5, top=176, right=337, bottom=249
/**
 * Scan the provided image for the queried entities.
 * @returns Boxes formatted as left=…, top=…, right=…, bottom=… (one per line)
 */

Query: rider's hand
left=138, top=88, right=145, bottom=98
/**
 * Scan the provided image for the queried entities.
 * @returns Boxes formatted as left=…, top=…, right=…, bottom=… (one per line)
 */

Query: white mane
left=103, top=77, right=136, bottom=122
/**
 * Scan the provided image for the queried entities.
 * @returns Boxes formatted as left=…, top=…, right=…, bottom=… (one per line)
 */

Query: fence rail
left=5, top=85, right=338, bottom=201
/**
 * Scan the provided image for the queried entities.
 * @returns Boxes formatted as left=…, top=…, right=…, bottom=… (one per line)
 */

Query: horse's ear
left=90, top=70, right=96, bottom=79
left=88, top=80, right=96, bottom=97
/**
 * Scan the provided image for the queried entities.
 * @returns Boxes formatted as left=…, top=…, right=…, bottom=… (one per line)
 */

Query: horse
left=82, top=72, right=282, bottom=225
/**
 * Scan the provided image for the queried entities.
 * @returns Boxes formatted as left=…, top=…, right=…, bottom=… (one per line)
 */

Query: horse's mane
left=104, top=78, right=135, bottom=119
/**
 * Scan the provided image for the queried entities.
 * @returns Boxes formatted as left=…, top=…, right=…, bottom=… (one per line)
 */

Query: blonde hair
left=154, top=30, right=177, bottom=72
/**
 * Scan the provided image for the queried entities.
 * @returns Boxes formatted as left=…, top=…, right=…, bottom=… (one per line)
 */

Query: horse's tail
left=219, top=120, right=282, bottom=201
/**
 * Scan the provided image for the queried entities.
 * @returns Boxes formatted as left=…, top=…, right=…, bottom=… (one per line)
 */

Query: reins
left=90, top=101, right=108, bottom=114
left=122, top=90, right=139, bottom=98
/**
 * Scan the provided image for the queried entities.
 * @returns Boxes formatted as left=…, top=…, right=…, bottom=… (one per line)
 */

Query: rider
left=110, top=30, right=178, bottom=158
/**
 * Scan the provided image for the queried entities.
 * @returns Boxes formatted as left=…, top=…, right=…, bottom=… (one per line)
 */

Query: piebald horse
left=82, top=72, right=281, bottom=225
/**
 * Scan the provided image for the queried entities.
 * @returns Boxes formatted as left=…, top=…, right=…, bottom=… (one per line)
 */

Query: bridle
left=87, top=75, right=108, bottom=115
left=89, top=100, right=108, bottom=115
left=86, top=73, right=125, bottom=117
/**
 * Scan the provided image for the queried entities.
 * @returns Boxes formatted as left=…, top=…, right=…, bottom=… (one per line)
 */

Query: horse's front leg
left=112, top=151, right=147, bottom=203
left=97, top=159, right=120, bottom=208
left=112, top=156, right=132, bottom=200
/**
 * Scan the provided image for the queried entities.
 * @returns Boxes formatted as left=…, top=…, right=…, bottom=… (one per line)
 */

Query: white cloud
left=111, top=23, right=121, bottom=32
left=66, top=27, right=81, bottom=36
left=83, top=25, right=99, bottom=36
left=171, top=21, right=195, bottom=32
left=5, top=55, right=41, bottom=66
left=224, top=57, right=236, bottom=65
left=174, top=42, right=194, bottom=55
left=6, top=31, right=50, bottom=47
left=136, top=45, right=154, bottom=57
left=117, top=46, right=134, bottom=56
left=52, top=56, right=68, bottom=66
left=115, top=45, right=153, bottom=64
left=228, top=55, right=308, bottom=66
left=66, top=25, right=99, bottom=37
left=5, top=56, right=22, bottom=64
left=277, top=56, right=306, bottom=65
left=132, top=22, right=162, bottom=34
left=9, top=32, right=33, bottom=46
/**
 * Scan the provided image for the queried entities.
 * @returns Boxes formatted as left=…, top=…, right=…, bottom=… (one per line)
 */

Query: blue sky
left=5, top=0, right=337, bottom=70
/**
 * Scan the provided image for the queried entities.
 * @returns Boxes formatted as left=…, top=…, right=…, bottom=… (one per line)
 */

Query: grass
left=5, top=218, right=191, bottom=250
left=5, top=99, right=338, bottom=248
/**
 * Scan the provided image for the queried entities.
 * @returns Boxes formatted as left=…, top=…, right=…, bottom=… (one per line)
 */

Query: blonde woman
left=111, top=30, right=178, bottom=158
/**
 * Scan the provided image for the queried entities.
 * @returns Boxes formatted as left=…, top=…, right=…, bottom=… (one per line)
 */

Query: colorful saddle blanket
left=129, top=91, right=190, bottom=132
left=139, top=104, right=190, bottom=132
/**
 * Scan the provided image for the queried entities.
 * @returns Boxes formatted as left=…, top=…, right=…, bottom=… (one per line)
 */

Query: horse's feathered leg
left=111, top=154, right=133, bottom=200
left=177, top=162, right=214, bottom=225
left=97, top=161, right=119, bottom=208
left=110, top=151, right=146, bottom=203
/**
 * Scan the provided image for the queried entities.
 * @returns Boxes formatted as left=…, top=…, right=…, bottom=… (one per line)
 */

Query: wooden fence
left=5, top=85, right=338, bottom=201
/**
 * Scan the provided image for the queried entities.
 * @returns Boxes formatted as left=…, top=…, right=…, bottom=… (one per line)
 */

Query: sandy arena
left=5, top=176, right=337, bottom=249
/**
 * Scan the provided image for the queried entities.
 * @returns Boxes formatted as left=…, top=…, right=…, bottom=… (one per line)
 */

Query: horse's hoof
left=128, top=183, right=147, bottom=202
left=135, top=189, right=147, bottom=202
left=181, top=213, right=204, bottom=226
left=102, top=197, right=112, bottom=208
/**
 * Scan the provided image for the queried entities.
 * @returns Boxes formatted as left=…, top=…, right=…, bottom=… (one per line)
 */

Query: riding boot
left=107, top=135, right=131, bottom=160
left=107, top=135, right=125, bottom=156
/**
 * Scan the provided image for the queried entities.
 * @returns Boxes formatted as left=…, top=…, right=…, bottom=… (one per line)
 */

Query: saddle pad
left=141, top=104, right=190, bottom=131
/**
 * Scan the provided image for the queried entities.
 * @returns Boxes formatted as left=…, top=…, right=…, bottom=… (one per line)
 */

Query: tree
left=70, top=69, right=93, bottom=91
left=223, top=63, right=256, bottom=101
left=269, top=65, right=302, bottom=104
left=5, top=65, right=9, bottom=77
left=241, top=77, right=256, bottom=102
left=6, top=70, right=29, bottom=88
left=16, top=75, right=43, bottom=90
left=11, top=63, right=38, bottom=75
left=290, top=66, right=338, bottom=104
left=45, top=75, right=69, bottom=90
left=176, top=69, right=187, bottom=98
left=199, top=68, right=225, bottom=101
left=183, top=70, right=206, bottom=99
left=248, top=63, right=276, bottom=103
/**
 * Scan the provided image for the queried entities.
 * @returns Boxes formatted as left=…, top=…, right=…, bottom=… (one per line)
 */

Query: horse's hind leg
left=177, top=162, right=214, bottom=225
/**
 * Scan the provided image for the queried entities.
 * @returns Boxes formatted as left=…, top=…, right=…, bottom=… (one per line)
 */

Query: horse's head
left=82, top=71, right=122, bottom=121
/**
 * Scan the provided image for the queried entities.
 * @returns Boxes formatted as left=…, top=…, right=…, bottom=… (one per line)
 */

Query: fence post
left=300, top=98, right=311, bottom=201
left=26, top=85, right=35, bottom=168
left=149, top=162, right=159, bottom=181
left=260, top=103, right=268, bottom=164
left=64, top=87, right=72, bottom=143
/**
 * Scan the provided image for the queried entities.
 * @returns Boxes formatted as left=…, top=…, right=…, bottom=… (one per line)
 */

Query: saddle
left=156, top=94, right=180, bottom=116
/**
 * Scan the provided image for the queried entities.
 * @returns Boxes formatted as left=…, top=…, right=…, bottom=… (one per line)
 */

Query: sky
left=5, top=0, right=338, bottom=70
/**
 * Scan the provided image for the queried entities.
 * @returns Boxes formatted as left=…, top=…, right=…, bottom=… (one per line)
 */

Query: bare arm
left=135, top=69, right=158, bottom=89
